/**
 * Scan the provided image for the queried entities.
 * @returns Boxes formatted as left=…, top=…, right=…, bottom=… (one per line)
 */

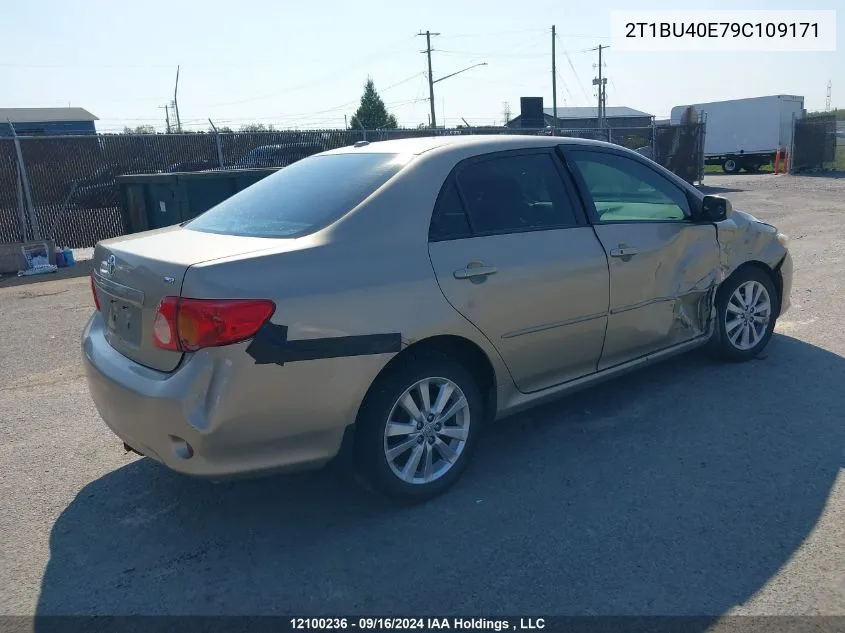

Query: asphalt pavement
left=1, top=173, right=844, bottom=617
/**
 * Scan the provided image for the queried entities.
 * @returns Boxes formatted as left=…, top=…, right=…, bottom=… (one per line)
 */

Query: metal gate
left=791, top=114, right=837, bottom=173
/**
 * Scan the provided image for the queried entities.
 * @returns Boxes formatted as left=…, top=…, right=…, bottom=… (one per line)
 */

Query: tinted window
left=570, top=151, right=690, bottom=222
left=429, top=180, right=472, bottom=241
left=456, top=153, right=578, bottom=234
left=186, top=153, right=409, bottom=238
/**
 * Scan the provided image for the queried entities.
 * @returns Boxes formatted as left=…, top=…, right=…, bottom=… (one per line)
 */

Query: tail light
left=152, top=297, right=275, bottom=352
left=90, top=272, right=101, bottom=312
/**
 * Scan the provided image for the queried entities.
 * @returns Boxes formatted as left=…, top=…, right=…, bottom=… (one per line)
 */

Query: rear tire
left=353, top=350, right=483, bottom=503
left=712, top=267, right=778, bottom=362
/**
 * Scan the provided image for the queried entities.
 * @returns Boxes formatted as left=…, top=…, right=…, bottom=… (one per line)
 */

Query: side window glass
left=456, top=153, right=578, bottom=234
left=570, top=152, right=690, bottom=222
left=429, top=180, right=472, bottom=241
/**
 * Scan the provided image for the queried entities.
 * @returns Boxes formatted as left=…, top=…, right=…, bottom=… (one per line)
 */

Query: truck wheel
left=722, top=159, right=739, bottom=174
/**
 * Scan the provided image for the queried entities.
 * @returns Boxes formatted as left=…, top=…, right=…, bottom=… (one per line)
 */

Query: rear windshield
left=185, top=153, right=409, bottom=238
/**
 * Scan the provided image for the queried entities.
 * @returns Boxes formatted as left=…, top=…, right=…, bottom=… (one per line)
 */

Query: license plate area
left=106, top=299, right=142, bottom=346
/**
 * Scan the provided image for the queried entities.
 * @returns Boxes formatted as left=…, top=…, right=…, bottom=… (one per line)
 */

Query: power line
left=203, top=36, right=417, bottom=108
left=556, top=69, right=572, bottom=104
left=439, top=27, right=549, bottom=39
left=556, top=36, right=590, bottom=105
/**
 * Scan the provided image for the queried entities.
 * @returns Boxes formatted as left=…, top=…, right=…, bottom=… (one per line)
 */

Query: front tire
left=354, top=350, right=483, bottom=503
left=712, top=267, right=778, bottom=361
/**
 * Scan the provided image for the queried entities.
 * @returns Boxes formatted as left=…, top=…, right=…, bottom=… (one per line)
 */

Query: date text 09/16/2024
left=289, top=618, right=547, bottom=631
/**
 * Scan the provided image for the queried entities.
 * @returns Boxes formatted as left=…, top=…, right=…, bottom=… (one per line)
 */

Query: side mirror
left=700, top=195, right=732, bottom=222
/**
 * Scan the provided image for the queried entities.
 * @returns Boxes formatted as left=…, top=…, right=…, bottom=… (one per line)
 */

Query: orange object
left=774, top=148, right=782, bottom=174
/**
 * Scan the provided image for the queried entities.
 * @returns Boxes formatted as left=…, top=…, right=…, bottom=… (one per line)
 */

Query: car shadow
left=35, top=334, right=844, bottom=620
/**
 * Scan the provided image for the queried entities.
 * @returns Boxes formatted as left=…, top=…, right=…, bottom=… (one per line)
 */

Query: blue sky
left=1, top=0, right=842, bottom=132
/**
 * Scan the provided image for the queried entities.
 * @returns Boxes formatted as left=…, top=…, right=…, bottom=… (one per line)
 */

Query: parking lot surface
left=1, top=173, right=844, bottom=616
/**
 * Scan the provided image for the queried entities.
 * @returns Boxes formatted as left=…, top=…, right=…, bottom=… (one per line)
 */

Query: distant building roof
left=544, top=106, right=653, bottom=119
left=0, top=107, right=98, bottom=123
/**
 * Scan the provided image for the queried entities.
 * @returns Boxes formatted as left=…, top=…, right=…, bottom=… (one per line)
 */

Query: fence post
left=788, top=112, right=796, bottom=175
left=208, top=119, right=225, bottom=168
left=8, top=121, right=41, bottom=241
left=651, top=120, right=656, bottom=159
left=15, top=164, right=29, bottom=242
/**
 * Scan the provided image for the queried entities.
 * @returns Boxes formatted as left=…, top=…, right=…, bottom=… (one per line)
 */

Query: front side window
left=455, top=153, right=578, bottom=234
left=186, top=152, right=410, bottom=238
left=569, top=151, right=690, bottom=222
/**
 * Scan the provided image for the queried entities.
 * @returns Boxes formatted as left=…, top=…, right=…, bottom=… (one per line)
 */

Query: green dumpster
left=117, top=168, right=279, bottom=234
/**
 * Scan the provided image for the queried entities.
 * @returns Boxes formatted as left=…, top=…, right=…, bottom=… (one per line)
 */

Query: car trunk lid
left=92, top=225, right=279, bottom=372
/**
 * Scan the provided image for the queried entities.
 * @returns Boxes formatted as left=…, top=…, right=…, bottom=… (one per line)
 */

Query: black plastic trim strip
left=246, top=323, right=402, bottom=366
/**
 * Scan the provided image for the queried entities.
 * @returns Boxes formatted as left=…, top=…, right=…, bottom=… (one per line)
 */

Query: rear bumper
left=82, top=313, right=376, bottom=478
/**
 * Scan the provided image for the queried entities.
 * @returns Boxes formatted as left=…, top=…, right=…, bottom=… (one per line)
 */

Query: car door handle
left=454, top=266, right=498, bottom=280
left=609, top=247, right=639, bottom=257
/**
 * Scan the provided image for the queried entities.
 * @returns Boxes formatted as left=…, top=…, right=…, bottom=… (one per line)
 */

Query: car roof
left=322, top=134, right=617, bottom=157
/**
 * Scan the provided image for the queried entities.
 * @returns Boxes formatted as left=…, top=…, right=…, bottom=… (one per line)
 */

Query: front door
left=563, top=147, right=720, bottom=370
left=428, top=149, right=610, bottom=393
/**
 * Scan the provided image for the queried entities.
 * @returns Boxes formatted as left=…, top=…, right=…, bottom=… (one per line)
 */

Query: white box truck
left=671, top=95, right=805, bottom=174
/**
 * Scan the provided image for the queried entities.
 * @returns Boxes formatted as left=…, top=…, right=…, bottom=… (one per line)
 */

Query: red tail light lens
left=152, top=297, right=275, bottom=352
left=90, top=272, right=101, bottom=312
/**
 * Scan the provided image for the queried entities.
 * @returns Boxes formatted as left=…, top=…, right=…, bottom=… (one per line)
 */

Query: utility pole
left=592, top=45, right=608, bottom=129
left=552, top=25, right=557, bottom=134
left=503, top=102, right=511, bottom=125
left=159, top=104, right=171, bottom=133
left=825, top=80, right=832, bottom=112
left=173, top=65, right=182, bottom=133
left=419, top=30, right=440, bottom=128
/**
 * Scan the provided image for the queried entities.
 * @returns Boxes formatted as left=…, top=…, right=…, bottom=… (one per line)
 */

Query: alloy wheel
left=725, top=280, right=771, bottom=351
left=383, top=377, right=471, bottom=485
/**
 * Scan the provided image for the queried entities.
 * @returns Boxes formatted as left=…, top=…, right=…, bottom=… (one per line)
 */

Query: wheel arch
left=356, top=334, right=498, bottom=427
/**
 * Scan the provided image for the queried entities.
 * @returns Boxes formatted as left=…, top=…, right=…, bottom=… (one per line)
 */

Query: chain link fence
left=1, top=124, right=701, bottom=248
left=791, top=114, right=838, bottom=173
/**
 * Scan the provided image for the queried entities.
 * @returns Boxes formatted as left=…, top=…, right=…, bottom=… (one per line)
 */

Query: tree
left=123, top=124, right=156, bottom=134
left=239, top=123, right=275, bottom=132
left=349, top=78, right=398, bottom=130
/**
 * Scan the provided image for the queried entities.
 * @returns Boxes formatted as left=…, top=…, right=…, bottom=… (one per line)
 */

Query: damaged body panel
left=715, top=208, right=791, bottom=313
left=591, top=222, right=719, bottom=369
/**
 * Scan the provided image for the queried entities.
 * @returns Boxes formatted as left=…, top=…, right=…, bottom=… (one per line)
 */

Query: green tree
left=239, top=123, right=275, bottom=132
left=123, top=124, right=156, bottom=134
left=349, top=78, right=398, bottom=130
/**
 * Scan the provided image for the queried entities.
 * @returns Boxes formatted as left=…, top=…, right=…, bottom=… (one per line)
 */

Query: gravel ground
left=1, top=173, right=844, bottom=617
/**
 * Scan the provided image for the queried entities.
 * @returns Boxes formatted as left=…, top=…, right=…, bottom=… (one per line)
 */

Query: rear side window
left=186, top=153, right=409, bottom=238
left=456, top=153, right=578, bottom=235
left=429, top=180, right=472, bottom=241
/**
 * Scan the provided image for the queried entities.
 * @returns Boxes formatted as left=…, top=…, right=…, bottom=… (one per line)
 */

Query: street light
left=428, top=62, right=488, bottom=128
left=432, top=62, right=488, bottom=85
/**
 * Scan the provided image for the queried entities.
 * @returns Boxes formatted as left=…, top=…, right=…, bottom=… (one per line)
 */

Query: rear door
left=562, top=146, right=720, bottom=370
left=428, top=149, right=610, bottom=394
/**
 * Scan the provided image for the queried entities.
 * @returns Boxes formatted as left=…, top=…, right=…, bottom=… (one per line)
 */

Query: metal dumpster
left=117, top=168, right=279, bottom=234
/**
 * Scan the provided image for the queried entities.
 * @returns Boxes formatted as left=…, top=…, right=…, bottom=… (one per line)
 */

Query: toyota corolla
left=83, top=135, right=792, bottom=502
